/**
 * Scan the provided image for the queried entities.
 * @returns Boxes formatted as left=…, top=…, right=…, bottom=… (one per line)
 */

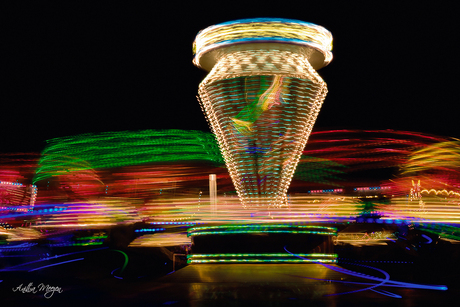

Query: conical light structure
left=193, top=18, right=333, bottom=209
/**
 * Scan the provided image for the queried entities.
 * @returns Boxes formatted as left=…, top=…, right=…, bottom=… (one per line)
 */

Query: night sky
left=3, top=2, right=459, bottom=153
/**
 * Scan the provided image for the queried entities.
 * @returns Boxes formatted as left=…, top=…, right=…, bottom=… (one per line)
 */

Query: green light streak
left=418, top=228, right=460, bottom=241
left=50, top=242, right=104, bottom=247
left=294, top=155, right=346, bottom=185
left=33, top=129, right=224, bottom=183
left=187, top=224, right=337, bottom=237
left=111, top=249, right=129, bottom=273
left=75, top=236, right=108, bottom=240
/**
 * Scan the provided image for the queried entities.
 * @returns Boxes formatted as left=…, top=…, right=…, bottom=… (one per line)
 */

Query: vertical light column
left=209, top=174, right=217, bottom=216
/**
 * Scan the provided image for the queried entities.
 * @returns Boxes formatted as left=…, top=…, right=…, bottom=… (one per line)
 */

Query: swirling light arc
left=33, top=130, right=224, bottom=184
left=284, top=246, right=447, bottom=298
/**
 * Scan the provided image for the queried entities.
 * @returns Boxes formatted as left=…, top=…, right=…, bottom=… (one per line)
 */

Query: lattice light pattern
left=194, top=18, right=332, bottom=209
left=0, top=181, right=37, bottom=212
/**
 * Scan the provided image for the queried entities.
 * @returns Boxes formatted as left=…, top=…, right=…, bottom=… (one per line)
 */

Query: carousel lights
left=421, top=189, right=460, bottom=197
left=134, top=228, right=165, bottom=233
left=0, top=181, right=36, bottom=211
left=354, top=186, right=391, bottom=191
left=308, top=189, right=343, bottom=194
left=194, top=18, right=332, bottom=209
left=0, top=181, right=23, bottom=186
left=193, top=18, right=333, bottom=70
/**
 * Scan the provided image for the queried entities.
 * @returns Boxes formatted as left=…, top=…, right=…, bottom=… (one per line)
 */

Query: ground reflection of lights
left=284, top=246, right=448, bottom=298
left=129, top=233, right=191, bottom=247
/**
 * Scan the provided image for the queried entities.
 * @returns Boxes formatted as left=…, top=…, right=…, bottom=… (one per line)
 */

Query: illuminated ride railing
left=187, top=224, right=337, bottom=236
left=187, top=224, right=337, bottom=264
left=187, top=253, right=337, bottom=264
left=194, top=18, right=332, bottom=209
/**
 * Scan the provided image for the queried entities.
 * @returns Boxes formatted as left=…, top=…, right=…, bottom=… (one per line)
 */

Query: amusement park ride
left=191, top=18, right=337, bottom=263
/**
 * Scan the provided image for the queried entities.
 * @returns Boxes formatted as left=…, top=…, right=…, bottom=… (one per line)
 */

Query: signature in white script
left=12, top=282, right=63, bottom=299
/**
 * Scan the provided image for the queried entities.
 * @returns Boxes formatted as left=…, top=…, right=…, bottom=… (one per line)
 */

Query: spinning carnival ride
left=191, top=18, right=335, bottom=262
left=194, top=18, right=333, bottom=209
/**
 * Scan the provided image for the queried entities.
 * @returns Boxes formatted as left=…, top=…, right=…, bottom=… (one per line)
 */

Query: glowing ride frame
left=194, top=18, right=332, bottom=209
left=188, top=224, right=338, bottom=264
left=187, top=254, right=338, bottom=264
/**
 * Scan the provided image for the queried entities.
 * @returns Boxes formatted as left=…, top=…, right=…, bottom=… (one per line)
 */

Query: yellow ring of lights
left=193, top=18, right=333, bottom=71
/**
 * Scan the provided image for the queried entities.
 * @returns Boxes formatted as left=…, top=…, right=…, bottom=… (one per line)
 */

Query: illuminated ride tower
left=189, top=19, right=336, bottom=263
left=194, top=18, right=332, bottom=210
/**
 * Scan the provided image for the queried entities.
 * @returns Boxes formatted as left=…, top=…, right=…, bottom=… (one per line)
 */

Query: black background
left=3, top=2, right=459, bottom=153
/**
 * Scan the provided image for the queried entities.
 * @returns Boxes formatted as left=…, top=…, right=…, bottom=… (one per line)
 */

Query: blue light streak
left=111, top=267, right=123, bottom=280
left=213, top=18, right=323, bottom=28
left=28, top=258, right=84, bottom=272
left=323, top=262, right=391, bottom=297
left=421, top=234, right=432, bottom=244
left=0, top=246, right=108, bottom=272
left=135, top=228, right=165, bottom=233
left=284, top=246, right=448, bottom=298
